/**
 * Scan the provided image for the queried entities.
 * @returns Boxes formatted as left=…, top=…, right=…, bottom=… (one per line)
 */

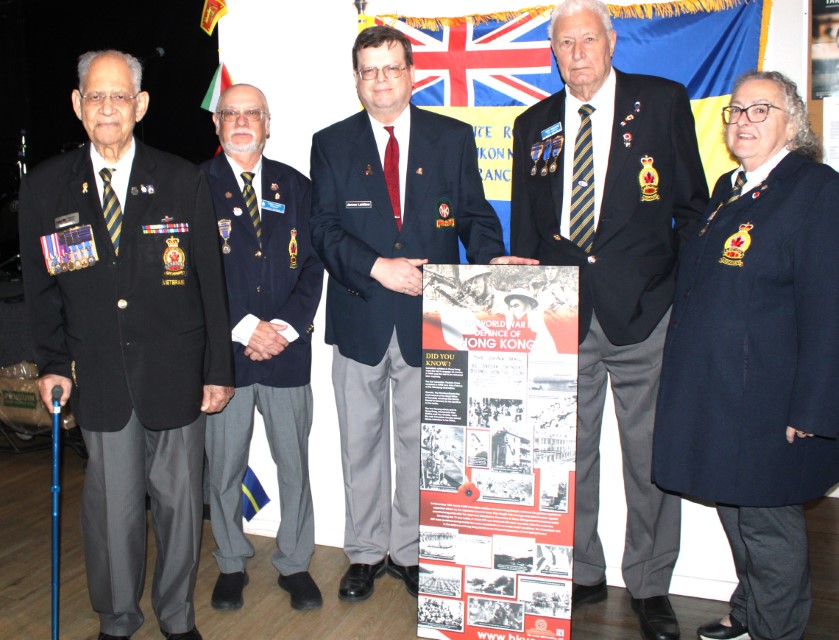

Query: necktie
left=99, top=168, right=123, bottom=254
left=241, top=171, right=262, bottom=246
left=569, top=104, right=596, bottom=253
left=726, top=170, right=747, bottom=205
left=384, top=126, right=402, bottom=230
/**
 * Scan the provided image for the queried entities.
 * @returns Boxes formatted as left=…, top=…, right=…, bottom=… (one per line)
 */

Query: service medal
left=288, top=228, right=298, bottom=269
left=549, top=135, right=564, bottom=173
left=217, top=219, right=232, bottom=254
left=530, top=142, right=544, bottom=176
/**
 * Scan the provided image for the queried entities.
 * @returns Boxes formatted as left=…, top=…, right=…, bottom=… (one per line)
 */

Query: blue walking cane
left=50, top=385, right=62, bottom=640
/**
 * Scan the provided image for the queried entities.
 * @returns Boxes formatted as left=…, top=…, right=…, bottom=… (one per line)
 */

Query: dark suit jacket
left=310, top=105, right=505, bottom=368
left=201, top=154, right=323, bottom=388
left=19, top=140, right=233, bottom=431
left=510, top=70, right=708, bottom=345
left=654, top=153, right=839, bottom=506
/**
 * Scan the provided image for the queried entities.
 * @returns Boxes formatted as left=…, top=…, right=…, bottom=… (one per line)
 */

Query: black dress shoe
left=697, top=616, right=749, bottom=640
left=385, top=556, right=419, bottom=597
left=338, top=560, right=386, bottom=602
left=97, top=634, right=130, bottom=640
left=572, top=580, right=608, bottom=607
left=161, top=628, right=202, bottom=640
left=278, top=570, right=324, bottom=610
left=631, top=595, right=680, bottom=640
left=210, top=570, right=249, bottom=611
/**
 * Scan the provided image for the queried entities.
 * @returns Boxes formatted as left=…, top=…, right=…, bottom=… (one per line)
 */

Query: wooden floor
left=1, top=438, right=837, bottom=640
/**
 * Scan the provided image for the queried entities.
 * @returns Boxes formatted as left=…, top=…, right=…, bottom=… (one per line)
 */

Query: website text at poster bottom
left=428, top=501, right=562, bottom=537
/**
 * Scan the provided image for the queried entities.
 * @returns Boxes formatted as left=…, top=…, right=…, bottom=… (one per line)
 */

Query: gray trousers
left=718, top=503, right=811, bottom=640
left=332, top=331, right=421, bottom=566
left=573, top=311, right=681, bottom=598
left=81, top=411, right=205, bottom=637
left=205, top=383, right=315, bottom=575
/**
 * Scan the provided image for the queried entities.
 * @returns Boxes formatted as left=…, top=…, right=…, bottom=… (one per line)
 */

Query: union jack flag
left=379, top=14, right=562, bottom=107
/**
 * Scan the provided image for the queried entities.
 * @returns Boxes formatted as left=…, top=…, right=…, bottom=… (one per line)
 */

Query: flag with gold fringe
left=368, top=0, right=770, bottom=251
left=200, top=0, right=228, bottom=35
left=242, top=465, right=270, bottom=522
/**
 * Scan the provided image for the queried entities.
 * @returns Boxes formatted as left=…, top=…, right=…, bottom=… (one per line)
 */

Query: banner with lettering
left=419, top=264, right=578, bottom=640
left=366, top=0, right=769, bottom=252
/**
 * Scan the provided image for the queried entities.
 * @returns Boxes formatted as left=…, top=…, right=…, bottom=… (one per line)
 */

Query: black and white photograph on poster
left=539, top=466, right=570, bottom=513
left=422, top=350, right=468, bottom=425
left=518, top=576, right=572, bottom=619
left=467, top=396, right=525, bottom=429
left=423, top=264, right=496, bottom=314
left=466, top=430, right=490, bottom=468
left=490, top=423, right=533, bottom=474
left=468, top=352, right=528, bottom=399
left=493, top=534, right=535, bottom=573
left=528, top=357, right=578, bottom=395
left=464, top=566, right=517, bottom=597
left=421, top=424, right=465, bottom=491
left=456, top=534, right=493, bottom=568
left=535, top=543, right=573, bottom=578
left=420, top=525, right=458, bottom=562
left=472, top=469, right=534, bottom=505
left=467, top=597, right=525, bottom=632
left=531, top=264, right=578, bottom=316
left=419, top=563, right=463, bottom=597
left=531, top=395, right=577, bottom=468
left=419, top=596, right=465, bottom=633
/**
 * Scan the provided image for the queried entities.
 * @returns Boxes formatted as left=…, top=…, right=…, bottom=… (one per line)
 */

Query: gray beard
left=222, top=139, right=265, bottom=154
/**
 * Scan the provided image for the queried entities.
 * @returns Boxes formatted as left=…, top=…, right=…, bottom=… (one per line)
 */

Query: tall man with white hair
left=202, top=84, right=324, bottom=613
left=510, top=2, right=708, bottom=639
left=19, top=50, right=234, bottom=640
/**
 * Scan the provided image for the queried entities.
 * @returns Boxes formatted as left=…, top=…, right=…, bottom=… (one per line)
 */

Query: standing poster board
left=419, top=264, right=579, bottom=640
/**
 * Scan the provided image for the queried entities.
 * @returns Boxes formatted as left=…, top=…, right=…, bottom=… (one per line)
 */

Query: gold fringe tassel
left=375, top=0, right=760, bottom=30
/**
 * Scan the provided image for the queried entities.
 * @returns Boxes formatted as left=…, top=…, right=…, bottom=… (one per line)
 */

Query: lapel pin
left=130, top=186, right=139, bottom=196
left=225, top=191, right=233, bottom=199
left=416, top=167, right=423, bottom=175
left=365, top=164, right=372, bottom=176
left=82, top=182, right=88, bottom=194
left=271, top=183, right=279, bottom=191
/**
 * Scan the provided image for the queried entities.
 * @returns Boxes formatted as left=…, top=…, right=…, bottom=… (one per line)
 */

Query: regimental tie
left=726, top=170, right=747, bottom=205
left=99, top=168, right=123, bottom=255
left=384, top=126, right=402, bottom=231
left=569, top=104, right=596, bottom=253
left=699, top=170, right=747, bottom=237
left=241, top=171, right=262, bottom=247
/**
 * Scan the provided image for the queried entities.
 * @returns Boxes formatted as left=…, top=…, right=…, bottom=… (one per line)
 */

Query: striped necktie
left=99, top=168, right=123, bottom=254
left=569, top=104, right=596, bottom=253
left=241, top=171, right=262, bottom=246
left=726, top=170, right=747, bottom=205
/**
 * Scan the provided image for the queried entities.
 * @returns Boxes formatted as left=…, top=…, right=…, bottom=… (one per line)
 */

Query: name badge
left=346, top=200, right=372, bottom=209
left=261, top=199, right=286, bottom=214
left=55, top=213, right=80, bottom=229
left=541, top=121, right=563, bottom=140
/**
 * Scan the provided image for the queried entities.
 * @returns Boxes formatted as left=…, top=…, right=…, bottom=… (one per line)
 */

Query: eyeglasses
left=216, top=108, right=268, bottom=123
left=722, top=103, right=786, bottom=124
left=356, top=65, right=406, bottom=81
left=81, top=92, right=139, bottom=105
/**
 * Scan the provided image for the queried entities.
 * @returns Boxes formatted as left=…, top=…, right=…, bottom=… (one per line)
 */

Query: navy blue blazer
left=20, top=141, right=233, bottom=431
left=202, top=154, right=323, bottom=389
left=310, top=105, right=505, bottom=368
left=653, top=152, right=839, bottom=506
left=510, top=70, right=708, bottom=345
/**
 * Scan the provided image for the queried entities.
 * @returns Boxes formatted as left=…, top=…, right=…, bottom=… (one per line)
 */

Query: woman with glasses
left=652, top=70, right=839, bottom=640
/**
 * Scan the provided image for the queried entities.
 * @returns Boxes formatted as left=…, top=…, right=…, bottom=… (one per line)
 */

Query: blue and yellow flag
left=242, top=465, right=270, bottom=522
left=371, top=0, right=769, bottom=250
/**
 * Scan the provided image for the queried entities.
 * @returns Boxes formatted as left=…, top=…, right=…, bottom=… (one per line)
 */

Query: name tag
left=541, top=122, right=563, bottom=140
left=346, top=200, right=372, bottom=209
left=55, top=213, right=80, bottom=229
left=261, top=199, right=286, bottom=214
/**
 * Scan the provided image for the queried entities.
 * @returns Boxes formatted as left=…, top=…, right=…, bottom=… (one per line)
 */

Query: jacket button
left=394, top=242, right=403, bottom=250
left=553, top=234, right=561, bottom=241
left=254, top=250, right=263, bottom=258
left=117, top=299, right=128, bottom=309
left=587, top=255, right=597, bottom=264
left=256, top=285, right=262, bottom=293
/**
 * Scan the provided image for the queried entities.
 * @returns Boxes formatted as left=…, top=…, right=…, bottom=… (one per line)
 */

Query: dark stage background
left=1, top=0, right=219, bottom=365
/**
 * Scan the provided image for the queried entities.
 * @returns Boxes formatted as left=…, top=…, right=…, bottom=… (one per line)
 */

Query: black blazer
left=310, top=105, right=505, bottom=367
left=19, top=141, right=233, bottom=431
left=201, top=154, right=323, bottom=388
left=510, top=70, right=708, bottom=345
